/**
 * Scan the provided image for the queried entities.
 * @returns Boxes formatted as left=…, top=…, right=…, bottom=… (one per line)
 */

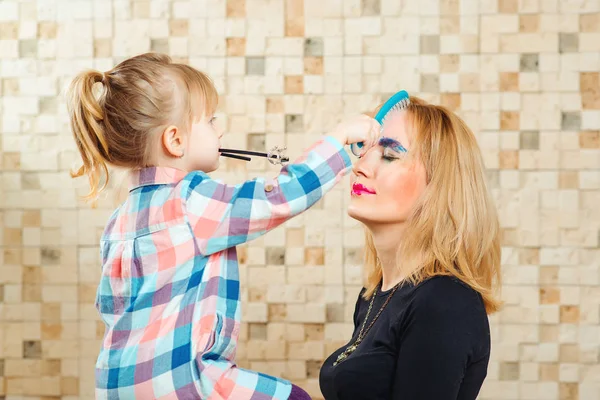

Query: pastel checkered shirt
left=94, top=136, right=352, bottom=399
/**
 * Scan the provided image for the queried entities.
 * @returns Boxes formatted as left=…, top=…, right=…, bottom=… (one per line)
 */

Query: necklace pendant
left=333, top=352, right=347, bottom=366
left=333, top=341, right=361, bottom=366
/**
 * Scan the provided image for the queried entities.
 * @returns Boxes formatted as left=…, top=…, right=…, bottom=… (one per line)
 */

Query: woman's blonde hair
left=363, top=96, right=502, bottom=314
left=66, top=52, right=218, bottom=204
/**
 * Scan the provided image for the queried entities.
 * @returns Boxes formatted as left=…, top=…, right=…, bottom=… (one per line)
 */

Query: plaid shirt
left=95, top=136, right=352, bottom=399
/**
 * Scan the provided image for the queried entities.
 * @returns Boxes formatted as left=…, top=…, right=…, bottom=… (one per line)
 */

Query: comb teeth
left=380, top=98, right=411, bottom=126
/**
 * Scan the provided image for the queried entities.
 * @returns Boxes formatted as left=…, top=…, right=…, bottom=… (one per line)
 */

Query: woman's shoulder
left=408, top=275, right=487, bottom=316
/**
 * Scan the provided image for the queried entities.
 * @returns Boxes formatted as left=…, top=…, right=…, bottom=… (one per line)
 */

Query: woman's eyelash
left=382, top=148, right=404, bottom=160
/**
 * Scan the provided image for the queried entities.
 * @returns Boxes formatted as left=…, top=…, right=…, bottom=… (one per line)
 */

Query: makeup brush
left=219, top=146, right=289, bottom=165
left=219, top=152, right=251, bottom=162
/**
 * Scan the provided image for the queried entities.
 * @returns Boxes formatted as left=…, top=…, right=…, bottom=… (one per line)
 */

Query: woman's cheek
left=387, top=165, right=426, bottom=214
left=389, top=173, right=418, bottom=206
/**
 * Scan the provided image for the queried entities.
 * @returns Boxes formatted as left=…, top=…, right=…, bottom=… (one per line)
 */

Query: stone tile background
left=0, top=0, right=599, bottom=399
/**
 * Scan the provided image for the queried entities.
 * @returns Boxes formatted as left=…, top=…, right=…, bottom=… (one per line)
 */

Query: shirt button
left=264, top=184, right=274, bottom=192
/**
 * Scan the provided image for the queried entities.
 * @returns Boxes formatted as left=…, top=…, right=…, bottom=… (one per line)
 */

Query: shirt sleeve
left=196, top=313, right=293, bottom=399
left=183, top=135, right=352, bottom=255
left=391, top=280, right=490, bottom=399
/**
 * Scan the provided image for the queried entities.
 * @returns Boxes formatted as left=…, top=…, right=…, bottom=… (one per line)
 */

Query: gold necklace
left=333, top=283, right=400, bottom=366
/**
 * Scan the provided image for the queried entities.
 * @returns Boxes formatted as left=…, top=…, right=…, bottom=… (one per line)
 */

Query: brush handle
left=373, top=90, right=409, bottom=124
left=220, top=152, right=251, bottom=161
left=220, top=148, right=271, bottom=158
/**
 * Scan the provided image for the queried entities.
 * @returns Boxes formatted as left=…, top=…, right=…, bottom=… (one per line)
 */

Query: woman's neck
left=368, top=223, right=406, bottom=291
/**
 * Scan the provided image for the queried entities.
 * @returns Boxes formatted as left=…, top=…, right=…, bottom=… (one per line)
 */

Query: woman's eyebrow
left=378, top=136, right=407, bottom=152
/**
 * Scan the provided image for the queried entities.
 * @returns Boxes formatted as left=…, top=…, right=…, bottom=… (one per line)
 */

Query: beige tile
left=61, top=376, right=79, bottom=396
left=579, top=131, right=600, bottom=148
left=440, top=16, right=460, bottom=34
left=41, top=303, right=61, bottom=322
left=304, top=57, right=324, bottom=75
left=440, top=0, right=459, bottom=14
left=268, top=304, right=287, bottom=322
left=539, top=363, right=559, bottom=381
left=559, top=171, right=579, bottom=189
left=266, top=96, right=284, bottom=113
left=519, top=15, right=539, bottom=32
left=499, top=362, right=520, bottom=380
left=540, top=287, right=560, bottom=304
left=540, top=325, right=558, bottom=342
left=304, top=247, right=324, bottom=265
left=501, top=111, right=520, bottom=130
left=580, top=73, right=600, bottom=109
left=41, top=360, right=61, bottom=377
left=441, top=93, right=461, bottom=111
left=227, top=0, right=246, bottom=18
left=498, top=0, right=518, bottom=14
left=169, top=19, right=188, bottom=36
left=38, top=22, right=57, bottom=39
left=226, top=38, right=246, bottom=56
left=285, top=76, right=304, bottom=94
left=560, top=306, right=580, bottom=323
left=559, top=383, right=578, bottom=400
left=285, top=0, right=304, bottom=37
left=580, top=13, right=600, bottom=32
left=132, top=1, right=150, bottom=18
left=440, top=54, right=460, bottom=73
left=304, top=324, right=324, bottom=341
left=500, top=72, right=520, bottom=92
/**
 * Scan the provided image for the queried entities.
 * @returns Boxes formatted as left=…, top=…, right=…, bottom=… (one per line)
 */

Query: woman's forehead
left=380, top=111, right=412, bottom=146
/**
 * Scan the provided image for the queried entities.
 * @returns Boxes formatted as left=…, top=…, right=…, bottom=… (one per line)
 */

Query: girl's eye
left=210, top=116, right=217, bottom=125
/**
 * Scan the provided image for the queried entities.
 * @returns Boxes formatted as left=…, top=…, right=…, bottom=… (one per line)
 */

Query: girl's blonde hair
left=66, top=52, right=218, bottom=204
left=363, top=96, right=502, bottom=314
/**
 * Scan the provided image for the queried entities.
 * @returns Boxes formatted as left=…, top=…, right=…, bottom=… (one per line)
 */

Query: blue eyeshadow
left=378, top=137, right=407, bottom=153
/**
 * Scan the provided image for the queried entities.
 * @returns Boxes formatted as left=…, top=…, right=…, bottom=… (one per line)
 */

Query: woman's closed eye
left=381, top=147, right=406, bottom=162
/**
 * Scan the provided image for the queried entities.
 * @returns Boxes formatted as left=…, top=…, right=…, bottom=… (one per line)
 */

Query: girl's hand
left=330, top=115, right=380, bottom=156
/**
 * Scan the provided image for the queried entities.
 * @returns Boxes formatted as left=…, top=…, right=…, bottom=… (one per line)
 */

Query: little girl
left=66, top=52, right=378, bottom=400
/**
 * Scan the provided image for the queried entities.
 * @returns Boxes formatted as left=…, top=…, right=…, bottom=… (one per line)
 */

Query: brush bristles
left=380, top=98, right=410, bottom=125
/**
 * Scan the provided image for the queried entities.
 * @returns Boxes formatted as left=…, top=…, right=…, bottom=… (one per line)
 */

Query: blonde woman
left=319, top=96, right=502, bottom=400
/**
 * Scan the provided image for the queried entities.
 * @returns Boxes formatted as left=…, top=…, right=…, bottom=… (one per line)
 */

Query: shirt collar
left=129, top=167, right=188, bottom=190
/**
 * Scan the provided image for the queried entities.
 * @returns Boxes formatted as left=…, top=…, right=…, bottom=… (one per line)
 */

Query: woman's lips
left=352, top=183, right=376, bottom=196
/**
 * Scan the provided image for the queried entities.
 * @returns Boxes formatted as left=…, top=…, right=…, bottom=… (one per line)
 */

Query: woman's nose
left=351, top=151, right=375, bottom=178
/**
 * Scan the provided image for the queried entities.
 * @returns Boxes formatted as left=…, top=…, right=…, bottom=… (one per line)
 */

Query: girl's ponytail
left=66, top=53, right=220, bottom=207
left=66, top=69, right=110, bottom=204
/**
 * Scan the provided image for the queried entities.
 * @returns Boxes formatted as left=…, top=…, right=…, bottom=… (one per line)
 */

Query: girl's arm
left=183, top=135, right=351, bottom=256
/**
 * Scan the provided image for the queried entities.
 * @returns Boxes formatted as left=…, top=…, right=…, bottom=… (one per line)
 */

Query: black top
left=319, top=276, right=491, bottom=400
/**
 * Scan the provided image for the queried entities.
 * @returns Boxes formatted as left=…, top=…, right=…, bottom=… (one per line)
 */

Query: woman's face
left=348, top=111, right=428, bottom=226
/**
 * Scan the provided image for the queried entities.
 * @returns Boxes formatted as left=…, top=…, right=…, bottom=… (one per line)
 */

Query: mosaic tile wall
left=0, top=0, right=599, bottom=399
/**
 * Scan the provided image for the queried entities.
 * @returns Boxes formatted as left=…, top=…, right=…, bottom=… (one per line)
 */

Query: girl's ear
left=161, top=125, right=186, bottom=158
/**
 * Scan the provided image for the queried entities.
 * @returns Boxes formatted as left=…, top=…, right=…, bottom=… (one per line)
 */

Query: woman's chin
left=347, top=206, right=367, bottom=223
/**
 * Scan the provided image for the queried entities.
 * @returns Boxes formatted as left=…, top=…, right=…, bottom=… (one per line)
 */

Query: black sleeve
left=391, top=281, right=488, bottom=399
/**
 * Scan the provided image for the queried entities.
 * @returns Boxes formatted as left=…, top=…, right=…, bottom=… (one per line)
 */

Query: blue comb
left=351, top=90, right=411, bottom=157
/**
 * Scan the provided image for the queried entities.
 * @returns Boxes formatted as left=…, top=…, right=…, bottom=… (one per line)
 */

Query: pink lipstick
left=352, top=183, right=376, bottom=196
